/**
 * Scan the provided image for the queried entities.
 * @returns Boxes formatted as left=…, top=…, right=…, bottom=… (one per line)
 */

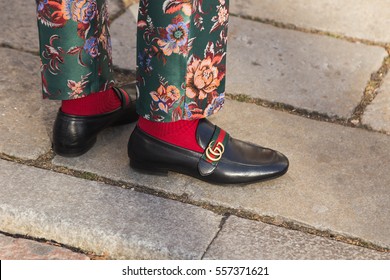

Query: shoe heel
left=130, top=159, right=169, bottom=175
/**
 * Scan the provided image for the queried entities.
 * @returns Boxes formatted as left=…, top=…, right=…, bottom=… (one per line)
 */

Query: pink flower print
left=186, top=57, right=221, bottom=100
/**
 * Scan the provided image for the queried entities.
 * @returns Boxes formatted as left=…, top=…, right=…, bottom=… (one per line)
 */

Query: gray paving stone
left=108, top=0, right=123, bottom=18
left=53, top=100, right=390, bottom=249
left=122, top=0, right=139, bottom=8
left=0, top=233, right=89, bottom=260
left=227, top=17, right=386, bottom=118
left=362, top=76, right=390, bottom=134
left=204, top=216, right=390, bottom=260
left=0, top=159, right=221, bottom=259
left=231, top=0, right=390, bottom=43
left=111, top=7, right=137, bottom=70
left=0, top=0, right=39, bottom=53
left=0, top=48, right=57, bottom=160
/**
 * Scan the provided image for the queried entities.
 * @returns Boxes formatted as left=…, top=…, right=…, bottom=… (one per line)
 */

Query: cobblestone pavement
left=0, top=0, right=389, bottom=259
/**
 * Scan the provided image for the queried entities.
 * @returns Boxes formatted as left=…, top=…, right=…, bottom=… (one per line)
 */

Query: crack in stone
left=225, top=93, right=390, bottom=138
left=201, top=213, right=230, bottom=259
left=0, top=230, right=106, bottom=260
left=350, top=54, right=390, bottom=125
left=226, top=93, right=351, bottom=124
left=230, top=13, right=390, bottom=48
left=0, top=43, right=39, bottom=56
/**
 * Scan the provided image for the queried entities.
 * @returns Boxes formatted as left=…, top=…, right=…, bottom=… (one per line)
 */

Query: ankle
left=138, top=117, right=204, bottom=153
left=61, top=88, right=121, bottom=116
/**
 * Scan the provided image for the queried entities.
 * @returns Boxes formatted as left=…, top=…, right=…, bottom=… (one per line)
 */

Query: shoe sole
left=129, top=158, right=288, bottom=185
left=130, top=159, right=169, bottom=175
left=53, top=137, right=97, bottom=158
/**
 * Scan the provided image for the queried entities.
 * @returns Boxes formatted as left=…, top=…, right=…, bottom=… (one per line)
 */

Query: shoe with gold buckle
left=128, top=118, right=289, bottom=185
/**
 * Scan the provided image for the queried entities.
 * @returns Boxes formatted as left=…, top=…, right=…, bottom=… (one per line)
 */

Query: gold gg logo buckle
left=205, top=141, right=225, bottom=162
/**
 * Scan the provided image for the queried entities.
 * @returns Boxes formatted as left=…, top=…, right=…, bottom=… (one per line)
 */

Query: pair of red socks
left=61, top=89, right=203, bottom=153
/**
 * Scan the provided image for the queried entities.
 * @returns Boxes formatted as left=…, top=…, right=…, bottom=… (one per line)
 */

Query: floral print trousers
left=36, top=0, right=229, bottom=122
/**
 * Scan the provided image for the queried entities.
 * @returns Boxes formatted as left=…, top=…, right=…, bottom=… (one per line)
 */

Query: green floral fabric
left=136, top=0, right=229, bottom=121
left=36, top=0, right=229, bottom=122
left=36, top=0, right=114, bottom=99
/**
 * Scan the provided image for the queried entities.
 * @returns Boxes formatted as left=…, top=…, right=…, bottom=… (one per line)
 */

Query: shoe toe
left=215, top=142, right=289, bottom=184
left=265, top=149, right=289, bottom=177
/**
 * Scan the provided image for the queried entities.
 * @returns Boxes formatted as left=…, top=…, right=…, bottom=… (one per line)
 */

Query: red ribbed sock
left=61, top=88, right=121, bottom=116
left=138, top=117, right=204, bottom=153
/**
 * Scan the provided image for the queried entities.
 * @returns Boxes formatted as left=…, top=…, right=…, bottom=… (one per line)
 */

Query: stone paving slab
left=226, top=17, right=386, bottom=118
left=122, top=0, right=139, bottom=8
left=0, top=1, right=39, bottom=53
left=110, top=7, right=137, bottom=70
left=54, top=100, right=390, bottom=249
left=0, top=234, right=89, bottom=260
left=362, top=76, right=390, bottom=134
left=108, top=0, right=123, bottom=18
left=0, top=48, right=57, bottom=160
left=204, top=216, right=390, bottom=260
left=0, top=159, right=222, bottom=259
left=231, top=0, right=390, bottom=43
left=111, top=12, right=386, bottom=118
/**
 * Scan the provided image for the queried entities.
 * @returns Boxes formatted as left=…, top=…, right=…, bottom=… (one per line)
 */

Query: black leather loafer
left=128, top=119, right=289, bottom=185
left=53, top=83, right=138, bottom=157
